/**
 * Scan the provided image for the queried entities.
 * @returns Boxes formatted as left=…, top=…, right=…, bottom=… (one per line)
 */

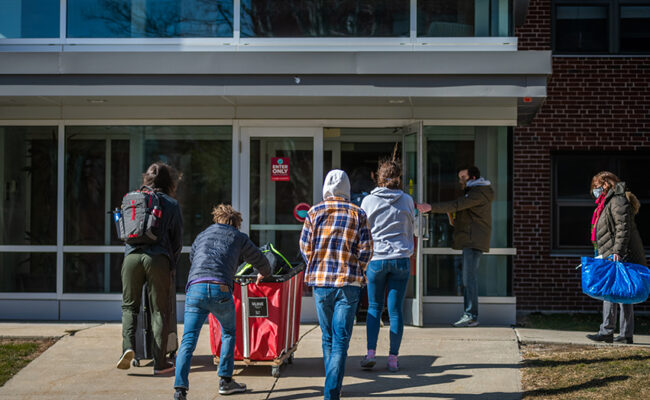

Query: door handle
left=422, top=214, right=430, bottom=241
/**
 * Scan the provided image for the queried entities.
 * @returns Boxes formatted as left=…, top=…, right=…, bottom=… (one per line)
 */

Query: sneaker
left=586, top=333, right=613, bottom=343
left=387, top=354, right=399, bottom=373
left=153, top=361, right=175, bottom=375
left=174, top=388, right=187, bottom=400
left=219, top=379, right=247, bottom=395
left=453, top=315, right=479, bottom=327
left=116, top=349, right=135, bottom=370
left=360, top=350, right=376, bottom=370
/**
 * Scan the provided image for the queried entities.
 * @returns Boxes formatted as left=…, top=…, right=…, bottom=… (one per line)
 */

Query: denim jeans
left=462, top=248, right=483, bottom=320
left=365, top=258, right=410, bottom=355
left=174, top=283, right=236, bottom=390
left=313, top=285, right=361, bottom=400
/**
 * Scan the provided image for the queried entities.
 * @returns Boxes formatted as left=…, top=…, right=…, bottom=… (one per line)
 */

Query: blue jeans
left=313, top=286, right=361, bottom=400
left=174, top=283, right=236, bottom=390
left=462, top=248, right=483, bottom=320
left=365, top=258, right=410, bottom=355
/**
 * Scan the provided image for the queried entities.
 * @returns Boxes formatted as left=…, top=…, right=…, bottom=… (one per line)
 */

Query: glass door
left=399, top=122, right=424, bottom=326
left=239, top=127, right=323, bottom=263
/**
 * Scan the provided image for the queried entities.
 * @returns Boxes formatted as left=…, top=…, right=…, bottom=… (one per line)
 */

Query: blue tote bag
left=581, top=256, right=650, bottom=304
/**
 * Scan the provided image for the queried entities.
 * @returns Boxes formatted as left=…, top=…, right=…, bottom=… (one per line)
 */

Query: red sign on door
left=271, top=157, right=290, bottom=181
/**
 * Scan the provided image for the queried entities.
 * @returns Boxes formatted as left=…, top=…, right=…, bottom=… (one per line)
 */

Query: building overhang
left=0, top=51, right=551, bottom=125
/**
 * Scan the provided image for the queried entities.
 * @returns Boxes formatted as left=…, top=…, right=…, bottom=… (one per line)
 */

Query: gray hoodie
left=361, top=187, right=415, bottom=260
left=322, top=169, right=351, bottom=200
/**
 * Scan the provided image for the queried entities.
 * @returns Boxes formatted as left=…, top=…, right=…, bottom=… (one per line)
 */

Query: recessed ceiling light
left=87, top=98, right=107, bottom=104
left=388, top=99, right=405, bottom=104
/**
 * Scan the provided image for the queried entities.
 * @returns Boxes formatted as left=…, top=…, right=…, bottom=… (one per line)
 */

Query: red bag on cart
left=209, top=264, right=304, bottom=362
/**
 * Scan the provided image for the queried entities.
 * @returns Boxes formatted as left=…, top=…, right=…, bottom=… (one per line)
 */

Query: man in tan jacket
left=418, top=166, right=494, bottom=327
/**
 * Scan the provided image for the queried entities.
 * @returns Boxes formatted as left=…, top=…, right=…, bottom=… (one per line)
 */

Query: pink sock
left=367, top=349, right=376, bottom=358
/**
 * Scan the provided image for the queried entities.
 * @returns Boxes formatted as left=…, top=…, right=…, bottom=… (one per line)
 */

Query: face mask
left=593, top=187, right=603, bottom=198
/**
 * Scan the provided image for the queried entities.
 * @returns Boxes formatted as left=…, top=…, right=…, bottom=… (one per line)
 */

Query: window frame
left=552, top=0, right=650, bottom=55
left=0, top=0, right=517, bottom=51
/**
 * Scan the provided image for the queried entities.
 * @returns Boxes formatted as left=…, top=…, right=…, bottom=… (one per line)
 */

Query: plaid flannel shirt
left=299, top=196, right=373, bottom=287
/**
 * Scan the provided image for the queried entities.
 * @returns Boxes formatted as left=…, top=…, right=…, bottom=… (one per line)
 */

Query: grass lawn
left=521, top=343, right=650, bottom=400
left=0, top=338, right=56, bottom=386
left=518, top=312, right=650, bottom=333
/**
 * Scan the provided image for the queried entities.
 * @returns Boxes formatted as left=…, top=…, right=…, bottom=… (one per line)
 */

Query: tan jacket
left=429, top=183, right=494, bottom=253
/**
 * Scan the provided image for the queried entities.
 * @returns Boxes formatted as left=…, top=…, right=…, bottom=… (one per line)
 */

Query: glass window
left=423, top=127, right=510, bottom=249
left=552, top=153, right=650, bottom=252
left=64, top=253, right=123, bottom=293
left=0, top=252, right=56, bottom=293
left=422, top=127, right=511, bottom=296
left=554, top=5, right=609, bottom=53
left=1, top=127, right=58, bottom=245
left=620, top=5, right=650, bottom=53
left=0, top=0, right=59, bottom=38
left=67, top=0, right=233, bottom=38
left=63, top=126, right=232, bottom=293
left=250, top=137, right=312, bottom=262
left=241, top=0, right=409, bottom=37
left=418, top=0, right=512, bottom=37
left=426, top=255, right=511, bottom=296
left=64, top=134, right=129, bottom=246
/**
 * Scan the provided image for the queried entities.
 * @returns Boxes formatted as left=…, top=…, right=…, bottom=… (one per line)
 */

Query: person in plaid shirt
left=300, top=169, right=373, bottom=400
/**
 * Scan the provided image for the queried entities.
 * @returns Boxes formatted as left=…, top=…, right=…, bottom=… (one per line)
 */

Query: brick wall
left=513, top=0, right=650, bottom=312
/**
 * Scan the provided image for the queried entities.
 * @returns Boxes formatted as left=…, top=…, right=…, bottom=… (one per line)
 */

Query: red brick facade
left=513, top=0, right=650, bottom=311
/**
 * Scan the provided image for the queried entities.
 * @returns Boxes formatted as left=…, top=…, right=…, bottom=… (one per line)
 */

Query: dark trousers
left=121, top=251, right=171, bottom=370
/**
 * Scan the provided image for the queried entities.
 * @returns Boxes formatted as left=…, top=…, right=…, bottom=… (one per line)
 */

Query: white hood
left=322, top=169, right=351, bottom=201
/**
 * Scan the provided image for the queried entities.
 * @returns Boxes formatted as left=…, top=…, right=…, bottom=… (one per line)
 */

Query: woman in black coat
left=586, top=171, right=646, bottom=344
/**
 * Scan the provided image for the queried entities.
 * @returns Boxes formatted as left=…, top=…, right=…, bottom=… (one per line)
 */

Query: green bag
left=236, top=243, right=293, bottom=277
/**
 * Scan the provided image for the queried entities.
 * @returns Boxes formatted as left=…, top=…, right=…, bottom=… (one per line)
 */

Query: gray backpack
left=114, top=186, right=163, bottom=245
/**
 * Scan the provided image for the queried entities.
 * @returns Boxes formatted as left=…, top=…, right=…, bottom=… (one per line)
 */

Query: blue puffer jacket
left=187, top=223, right=272, bottom=290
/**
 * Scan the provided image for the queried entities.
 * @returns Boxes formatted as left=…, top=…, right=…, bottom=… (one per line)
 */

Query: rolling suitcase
left=132, top=269, right=178, bottom=367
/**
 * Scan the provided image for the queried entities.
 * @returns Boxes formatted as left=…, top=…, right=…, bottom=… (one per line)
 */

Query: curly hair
left=590, top=171, right=620, bottom=193
left=376, top=143, right=402, bottom=190
left=211, top=204, right=242, bottom=229
left=142, top=161, right=181, bottom=196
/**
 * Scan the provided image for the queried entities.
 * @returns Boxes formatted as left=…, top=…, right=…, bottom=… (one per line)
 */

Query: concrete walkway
left=0, top=323, right=521, bottom=400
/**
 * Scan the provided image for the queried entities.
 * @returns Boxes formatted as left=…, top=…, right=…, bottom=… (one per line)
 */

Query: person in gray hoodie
left=359, top=158, right=415, bottom=372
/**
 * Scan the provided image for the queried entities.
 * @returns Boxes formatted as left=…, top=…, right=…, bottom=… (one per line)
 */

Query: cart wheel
left=132, top=359, right=140, bottom=367
left=287, top=353, right=294, bottom=364
left=272, top=366, right=281, bottom=378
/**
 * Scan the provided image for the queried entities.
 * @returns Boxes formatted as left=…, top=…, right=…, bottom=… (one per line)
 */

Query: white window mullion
left=234, top=0, right=241, bottom=45
left=56, top=123, right=65, bottom=302
left=410, top=0, right=417, bottom=44
left=60, top=0, right=66, bottom=40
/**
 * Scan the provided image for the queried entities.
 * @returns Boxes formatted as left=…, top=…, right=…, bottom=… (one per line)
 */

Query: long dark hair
left=142, top=161, right=181, bottom=196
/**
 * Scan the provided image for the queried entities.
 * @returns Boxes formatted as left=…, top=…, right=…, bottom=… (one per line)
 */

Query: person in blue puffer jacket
left=173, top=204, right=271, bottom=400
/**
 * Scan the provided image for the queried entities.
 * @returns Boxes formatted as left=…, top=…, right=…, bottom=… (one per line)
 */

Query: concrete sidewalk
left=0, top=323, right=521, bottom=400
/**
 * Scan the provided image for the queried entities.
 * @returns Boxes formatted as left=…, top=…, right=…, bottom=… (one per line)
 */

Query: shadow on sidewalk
left=237, top=355, right=520, bottom=400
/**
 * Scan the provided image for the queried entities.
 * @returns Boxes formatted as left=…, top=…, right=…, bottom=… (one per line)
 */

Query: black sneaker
left=116, top=349, right=135, bottom=370
left=174, top=388, right=187, bottom=400
left=614, top=335, right=633, bottom=344
left=219, top=379, right=247, bottom=395
left=586, top=333, right=613, bottom=343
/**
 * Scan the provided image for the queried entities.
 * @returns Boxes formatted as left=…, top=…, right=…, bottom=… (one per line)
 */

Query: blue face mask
left=593, top=187, right=603, bottom=199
